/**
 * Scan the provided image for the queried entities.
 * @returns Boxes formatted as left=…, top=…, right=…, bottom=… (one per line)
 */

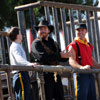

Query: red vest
left=67, top=40, right=93, bottom=66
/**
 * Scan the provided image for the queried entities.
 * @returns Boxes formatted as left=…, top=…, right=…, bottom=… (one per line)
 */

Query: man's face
left=38, top=26, right=50, bottom=40
left=76, top=28, right=88, bottom=40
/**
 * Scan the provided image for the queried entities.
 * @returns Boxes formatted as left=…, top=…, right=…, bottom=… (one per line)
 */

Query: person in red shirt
left=67, top=23, right=100, bottom=100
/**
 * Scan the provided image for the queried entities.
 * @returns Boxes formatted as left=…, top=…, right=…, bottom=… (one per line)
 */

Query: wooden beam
left=0, top=74, right=4, bottom=100
left=40, top=1, right=100, bottom=11
left=14, top=1, right=100, bottom=11
left=66, top=16, right=100, bottom=25
left=0, top=31, right=8, bottom=37
left=14, top=1, right=41, bottom=11
left=0, top=64, right=100, bottom=74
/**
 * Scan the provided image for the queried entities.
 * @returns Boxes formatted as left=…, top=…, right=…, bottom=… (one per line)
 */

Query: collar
left=37, top=36, right=52, bottom=42
left=74, top=37, right=89, bottom=46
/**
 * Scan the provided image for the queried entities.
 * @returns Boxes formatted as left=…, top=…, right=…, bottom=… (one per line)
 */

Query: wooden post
left=38, top=72, right=46, bottom=100
left=95, top=73, right=100, bottom=100
left=86, top=11, right=92, bottom=43
left=0, top=74, right=4, bottom=100
left=29, top=7, right=37, bottom=40
left=44, top=6, right=50, bottom=24
left=0, top=31, right=8, bottom=36
left=77, top=10, right=82, bottom=23
left=69, top=9, right=75, bottom=40
left=1, top=37, right=6, bottom=64
left=17, top=11, right=30, bottom=61
left=6, top=71, right=13, bottom=100
left=44, top=6, right=52, bottom=37
left=60, top=7, right=69, bottom=46
left=52, top=6, right=61, bottom=48
left=70, top=74, right=75, bottom=100
left=93, top=11, right=100, bottom=62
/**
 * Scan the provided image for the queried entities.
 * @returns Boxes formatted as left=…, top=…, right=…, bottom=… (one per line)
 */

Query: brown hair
left=8, top=27, right=19, bottom=41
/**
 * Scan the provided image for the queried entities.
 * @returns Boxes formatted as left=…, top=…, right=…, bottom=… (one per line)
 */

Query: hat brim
left=35, top=25, right=54, bottom=34
left=76, top=27, right=87, bottom=30
left=75, top=24, right=87, bottom=30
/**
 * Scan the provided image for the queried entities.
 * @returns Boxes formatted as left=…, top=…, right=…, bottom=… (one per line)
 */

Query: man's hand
left=80, top=65, right=91, bottom=70
left=60, top=50, right=71, bottom=58
left=30, top=63, right=37, bottom=68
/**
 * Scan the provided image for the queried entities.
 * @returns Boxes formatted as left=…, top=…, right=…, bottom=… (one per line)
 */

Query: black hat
left=35, top=20, right=54, bottom=33
left=75, top=23, right=87, bottom=30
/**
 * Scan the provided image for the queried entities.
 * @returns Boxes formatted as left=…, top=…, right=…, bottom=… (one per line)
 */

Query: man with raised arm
left=31, top=19, right=71, bottom=100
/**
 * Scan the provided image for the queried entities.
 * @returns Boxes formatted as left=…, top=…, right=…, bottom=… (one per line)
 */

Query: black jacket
left=31, top=37, right=67, bottom=65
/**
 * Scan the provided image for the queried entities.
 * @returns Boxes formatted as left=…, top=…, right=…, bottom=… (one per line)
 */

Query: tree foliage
left=0, top=0, right=99, bottom=30
left=0, top=0, right=37, bottom=30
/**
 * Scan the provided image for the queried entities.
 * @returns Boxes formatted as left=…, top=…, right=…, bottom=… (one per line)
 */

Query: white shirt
left=9, top=42, right=31, bottom=73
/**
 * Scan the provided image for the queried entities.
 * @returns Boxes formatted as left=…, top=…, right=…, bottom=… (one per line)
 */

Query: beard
left=39, top=32, right=49, bottom=40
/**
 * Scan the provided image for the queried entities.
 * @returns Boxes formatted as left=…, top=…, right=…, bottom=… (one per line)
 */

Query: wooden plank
left=6, top=37, right=11, bottom=56
left=0, top=31, right=8, bottom=36
left=44, top=6, right=52, bottom=37
left=6, top=71, right=13, bottom=100
left=14, top=1, right=41, bottom=11
left=86, top=10, right=98, bottom=61
left=94, top=11, right=100, bottom=62
left=38, top=72, right=46, bottom=100
left=1, top=37, right=6, bottom=64
left=67, top=25, right=72, bottom=43
left=69, top=74, right=75, bottom=99
left=52, top=6, right=61, bottom=48
left=66, top=16, right=100, bottom=25
left=17, top=11, right=30, bottom=61
left=60, top=8, right=69, bottom=46
left=86, top=11, right=92, bottom=43
left=69, top=9, right=75, bottom=40
left=77, top=10, right=82, bottom=23
left=14, top=1, right=100, bottom=11
left=1, top=65, right=100, bottom=74
left=0, top=74, right=4, bottom=100
left=95, top=73, right=100, bottom=99
left=40, top=1, right=100, bottom=11
left=29, top=7, right=37, bottom=40
left=91, top=20, right=96, bottom=59
left=44, top=6, right=50, bottom=23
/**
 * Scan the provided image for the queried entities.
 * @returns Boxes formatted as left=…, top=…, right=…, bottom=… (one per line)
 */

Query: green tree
left=0, top=0, right=37, bottom=30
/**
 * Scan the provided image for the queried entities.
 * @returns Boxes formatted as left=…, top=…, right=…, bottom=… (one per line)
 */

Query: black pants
left=44, top=72, right=65, bottom=100
left=31, top=81, right=40, bottom=100
left=13, top=71, right=31, bottom=100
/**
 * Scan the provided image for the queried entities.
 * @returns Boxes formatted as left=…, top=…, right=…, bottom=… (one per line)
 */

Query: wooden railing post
left=17, top=11, right=30, bottom=61
left=6, top=71, right=13, bottom=100
left=38, top=72, right=46, bottom=100
left=70, top=74, right=75, bottom=100
left=0, top=74, right=4, bottom=100
left=95, top=73, right=100, bottom=100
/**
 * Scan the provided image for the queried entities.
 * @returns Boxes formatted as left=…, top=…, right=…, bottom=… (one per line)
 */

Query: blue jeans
left=76, top=73, right=97, bottom=100
left=13, top=71, right=31, bottom=100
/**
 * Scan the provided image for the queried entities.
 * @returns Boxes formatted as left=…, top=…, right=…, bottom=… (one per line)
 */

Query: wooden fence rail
left=1, top=64, right=100, bottom=73
left=0, top=64, right=100, bottom=100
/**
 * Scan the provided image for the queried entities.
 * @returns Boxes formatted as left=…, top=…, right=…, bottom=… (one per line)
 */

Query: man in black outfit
left=31, top=19, right=71, bottom=100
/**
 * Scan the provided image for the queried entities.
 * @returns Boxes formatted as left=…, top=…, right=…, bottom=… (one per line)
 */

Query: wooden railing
left=0, top=64, right=100, bottom=100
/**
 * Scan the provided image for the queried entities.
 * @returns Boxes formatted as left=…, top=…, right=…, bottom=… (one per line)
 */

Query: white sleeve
left=12, top=46, right=31, bottom=66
